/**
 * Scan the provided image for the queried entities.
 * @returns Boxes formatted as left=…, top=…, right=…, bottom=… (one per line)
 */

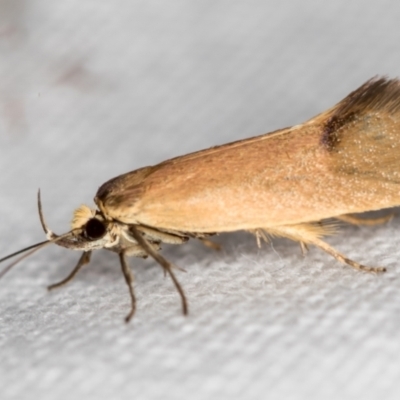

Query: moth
left=1, top=76, right=399, bottom=321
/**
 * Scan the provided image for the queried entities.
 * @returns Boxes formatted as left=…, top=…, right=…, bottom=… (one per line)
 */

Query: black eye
left=85, top=218, right=106, bottom=240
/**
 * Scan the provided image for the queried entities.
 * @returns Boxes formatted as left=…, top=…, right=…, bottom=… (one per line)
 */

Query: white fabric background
left=1, top=1, right=400, bottom=399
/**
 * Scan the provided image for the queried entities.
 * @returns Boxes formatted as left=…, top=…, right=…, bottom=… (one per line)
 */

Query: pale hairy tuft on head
left=71, top=204, right=95, bottom=229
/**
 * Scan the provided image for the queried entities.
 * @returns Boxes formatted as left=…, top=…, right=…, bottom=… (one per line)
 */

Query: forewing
left=97, top=77, right=400, bottom=232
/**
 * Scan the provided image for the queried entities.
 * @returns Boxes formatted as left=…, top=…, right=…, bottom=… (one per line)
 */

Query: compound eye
left=85, top=218, right=106, bottom=240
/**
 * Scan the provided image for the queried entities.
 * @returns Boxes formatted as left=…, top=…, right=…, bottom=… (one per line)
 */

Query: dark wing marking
left=322, top=77, right=400, bottom=150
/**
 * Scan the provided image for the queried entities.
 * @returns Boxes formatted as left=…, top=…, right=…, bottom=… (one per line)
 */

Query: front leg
left=119, top=252, right=136, bottom=323
left=48, top=251, right=92, bottom=290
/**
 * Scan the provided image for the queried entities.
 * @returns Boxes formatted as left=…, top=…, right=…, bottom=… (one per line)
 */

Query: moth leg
left=337, top=213, right=394, bottom=226
left=264, top=224, right=386, bottom=273
left=135, top=226, right=188, bottom=245
left=186, top=233, right=221, bottom=251
left=250, top=228, right=308, bottom=255
left=48, top=251, right=92, bottom=290
left=300, top=242, right=309, bottom=256
left=198, top=238, right=221, bottom=251
left=130, top=226, right=188, bottom=315
left=119, top=252, right=136, bottom=323
left=306, top=236, right=386, bottom=273
left=249, top=229, right=269, bottom=248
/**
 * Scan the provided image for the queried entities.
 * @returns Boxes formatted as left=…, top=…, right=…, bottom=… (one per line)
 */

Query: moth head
left=46, top=204, right=117, bottom=252
left=0, top=192, right=120, bottom=280
left=70, top=204, right=108, bottom=241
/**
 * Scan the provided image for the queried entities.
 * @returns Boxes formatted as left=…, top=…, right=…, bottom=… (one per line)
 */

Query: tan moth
left=1, top=77, right=399, bottom=321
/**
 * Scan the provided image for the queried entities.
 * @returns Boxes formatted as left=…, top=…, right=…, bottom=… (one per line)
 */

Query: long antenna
left=37, top=189, right=52, bottom=236
left=0, top=230, right=78, bottom=280
left=0, top=190, right=75, bottom=279
left=0, top=240, right=50, bottom=279
left=0, top=240, right=49, bottom=265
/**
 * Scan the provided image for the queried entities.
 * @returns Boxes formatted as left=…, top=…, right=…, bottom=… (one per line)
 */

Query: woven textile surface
left=1, top=2, right=400, bottom=399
